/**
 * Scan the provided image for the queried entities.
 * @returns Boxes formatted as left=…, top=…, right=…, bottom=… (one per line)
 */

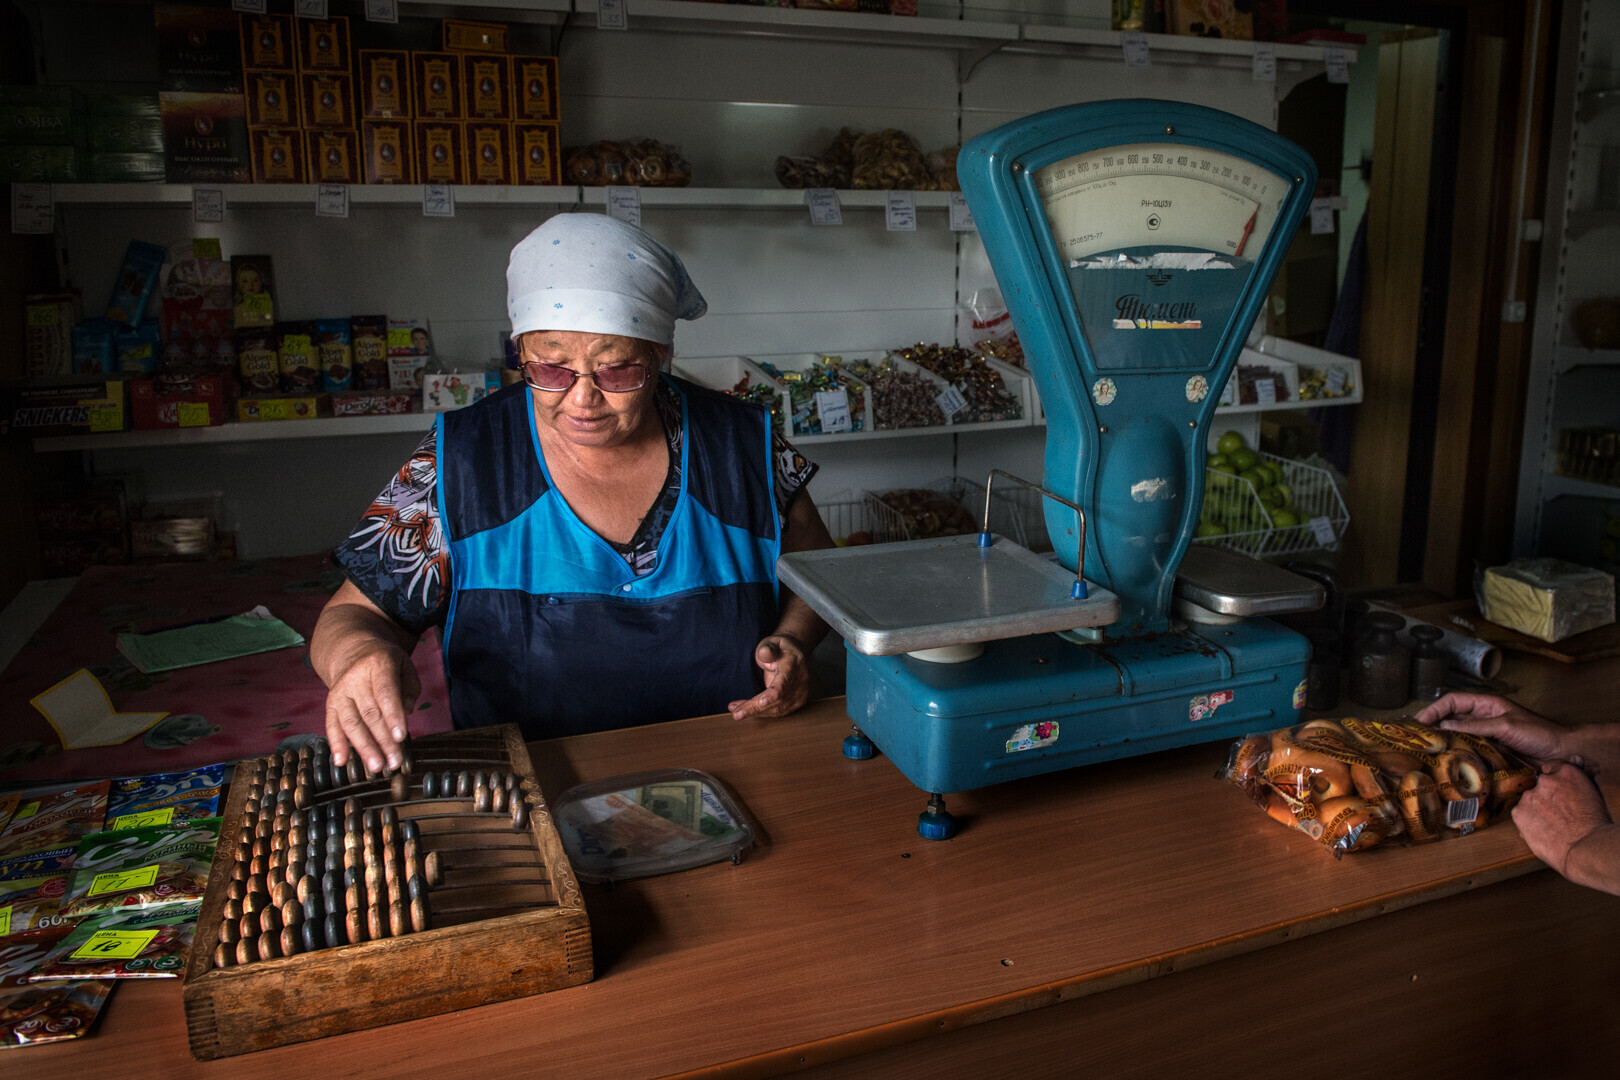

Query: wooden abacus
left=182, top=725, right=591, bottom=1059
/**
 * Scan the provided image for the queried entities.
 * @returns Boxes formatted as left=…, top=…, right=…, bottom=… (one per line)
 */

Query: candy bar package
left=60, top=818, right=221, bottom=919
left=0, top=874, right=70, bottom=935
left=278, top=321, right=320, bottom=393
left=105, top=240, right=167, bottom=327
left=32, top=901, right=200, bottom=980
left=351, top=315, right=389, bottom=388
left=115, top=320, right=162, bottom=374
left=316, top=318, right=355, bottom=391
left=0, top=781, right=110, bottom=861
left=232, top=255, right=276, bottom=329
left=161, top=239, right=235, bottom=370
left=105, top=763, right=227, bottom=829
left=1220, top=717, right=1537, bottom=857
left=0, top=929, right=114, bottom=1049
left=236, top=329, right=280, bottom=393
left=71, top=319, right=116, bottom=374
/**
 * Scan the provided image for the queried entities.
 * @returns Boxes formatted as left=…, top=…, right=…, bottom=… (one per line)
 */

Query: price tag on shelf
left=1325, top=46, right=1350, bottom=85
left=885, top=190, right=916, bottom=232
left=1252, top=43, right=1276, bottom=81
left=1255, top=378, right=1276, bottom=405
left=111, top=808, right=175, bottom=830
left=295, top=0, right=328, bottom=19
left=1122, top=32, right=1150, bottom=69
left=935, top=384, right=968, bottom=419
left=88, top=864, right=160, bottom=898
left=815, top=388, right=852, bottom=433
left=1309, top=197, right=1334, bottom=235
left=606, top=186, right=642, bottom=228
left=948, top=191, right=976, bottom=232
left=598, top=0, right=629, bottom=31
left=1325, top=368, right=1346, bottom=395
left=177, top=403, right=213, bottom=428
left=1309, top=516, right=1337, bottom=546
left=805, top=188, right=843, bottom=226
left=232, top=0, right=267, bottom=13
left=423, top=184, right=454, bottom=217
left=70, top=929, right=160, bottom=962
left=364, top=0, right=398, bottom=23
left=11, top=182, right=52, bottom=234
left=316, top=183, right=349, bottom=218
left=0, top=906, right=11, bottom=938
left=1218, top=376, right=1236, bottom=407
left=193, top=187, right=225, bottom=224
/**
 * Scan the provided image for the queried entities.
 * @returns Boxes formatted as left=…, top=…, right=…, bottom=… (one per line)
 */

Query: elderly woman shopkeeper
left=311, top=214, right=834, bottom=774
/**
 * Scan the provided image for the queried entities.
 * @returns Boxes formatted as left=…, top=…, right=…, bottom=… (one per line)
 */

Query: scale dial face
left=1033, top=144, right=1292, bottom=373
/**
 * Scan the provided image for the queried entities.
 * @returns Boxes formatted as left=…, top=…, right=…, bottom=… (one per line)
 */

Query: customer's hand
left=1413, top=692, right=1574, bottom=764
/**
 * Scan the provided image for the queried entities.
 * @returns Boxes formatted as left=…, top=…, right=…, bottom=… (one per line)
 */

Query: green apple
left=1195, top=520, right=1228, bottom=538
left=1216, top=431, right=1246, bottom=456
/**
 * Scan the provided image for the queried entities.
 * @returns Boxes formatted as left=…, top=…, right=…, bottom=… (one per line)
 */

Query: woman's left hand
left=729, top=634, right=811, bottom=720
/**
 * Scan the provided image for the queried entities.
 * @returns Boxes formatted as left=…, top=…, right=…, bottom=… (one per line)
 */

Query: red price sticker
left=70, top=929, right=160, bottom=961
left=88, top=864, right=160, bottom=897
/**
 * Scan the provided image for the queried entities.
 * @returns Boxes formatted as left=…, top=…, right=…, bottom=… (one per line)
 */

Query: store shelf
left=34, top=413, right=434, bottom=452
left=559, top=0, right=1017, bottom=50
left=578, top=188, right=959, bottom=209
left=1555, top=343, right=1620, bottom=373
left=50, top=184, right=584, bottom=208
left=1542, top=471, right=1620, bottom=500
left=1567, top=209, right=1620, bottom=237
left=1018, top=25, right=1355, bottom=65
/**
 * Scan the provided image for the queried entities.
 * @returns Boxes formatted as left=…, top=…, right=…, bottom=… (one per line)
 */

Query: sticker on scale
left=1092, top=377, right=1117, bottom=407
left=1188, top=690, right=1234, bottom=723
left=1006, top=721, right=1058, bottom=754
left=1185, top=374, right=1209, bottom=403
left=1293, top=679, right=1308, bottom=710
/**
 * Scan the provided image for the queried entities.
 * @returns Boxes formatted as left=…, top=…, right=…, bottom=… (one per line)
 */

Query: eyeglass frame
left=520, top=359, right=653, bottom=394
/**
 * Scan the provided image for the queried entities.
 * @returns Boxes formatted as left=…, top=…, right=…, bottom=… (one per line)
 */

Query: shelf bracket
left=958, top=40, right=1008, bottom=84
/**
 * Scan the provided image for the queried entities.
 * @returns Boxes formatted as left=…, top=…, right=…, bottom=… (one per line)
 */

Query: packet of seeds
left=31, top=901, right=200, bottom=980
left=0, top=928, right=114, bottom=1048
left=105, top=763, right=228, bottom=828
left=60, top=818, right=220, bottom=918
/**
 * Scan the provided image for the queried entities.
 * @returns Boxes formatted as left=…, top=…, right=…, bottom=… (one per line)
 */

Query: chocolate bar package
left=362, top=119, right=413, bottom=184
left=359, top=50, right=412, bottom=119
left=0, top=782, right=109, bottom=861
left=160, top=91, right=250, bottom=183
left=306, top=128, right=360, bottom=184
left=0, top=378, right=129, bottom=438
left=0, top=930, right=113, bottom=1049
left=232, top=255, right=276, bottom=329
left=278, top=322, right=319, bottom=393
left=351, top=314, right=389, bottom=388
left=249, top=127, right=306, bottom=183
left=105, top=764, right=227, bottom=828
left=114, top=321, right=162, bottom=374
left=32, top=901, right=201, bottom=980
left=236, top=329, right=280, bottom=393
left=160, top=238, right=234, bottom=370
left=240, top=12, right=294, bottom=72
left=105, top=240, right=166, bottom=327
left=315, top=318, right=354, bottom=391
left=24, top=291, right=80, bottom=377
left=71, top=320, right=116, bottom=375
left=60, top=818, right=221, bottom=919
left=155, top=2, right=243, bottom=93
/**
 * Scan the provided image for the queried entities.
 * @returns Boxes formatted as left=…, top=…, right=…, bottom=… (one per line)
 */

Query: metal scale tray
left=777, top=534, right=1120, bottom=657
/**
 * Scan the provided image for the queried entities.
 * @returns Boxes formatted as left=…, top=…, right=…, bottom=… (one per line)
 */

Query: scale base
left=844, top=618, right=1308, bottom=806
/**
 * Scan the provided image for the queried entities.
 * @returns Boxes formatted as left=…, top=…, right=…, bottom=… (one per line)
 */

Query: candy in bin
left=892, top=342, right=1022, bottom=423
left=754, top=359, right=866, bottom=436
left=725, top=372, right=784, bottom=431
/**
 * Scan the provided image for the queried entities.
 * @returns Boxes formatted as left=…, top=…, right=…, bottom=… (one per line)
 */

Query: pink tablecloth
left=0, top=554, right=452, bottom=782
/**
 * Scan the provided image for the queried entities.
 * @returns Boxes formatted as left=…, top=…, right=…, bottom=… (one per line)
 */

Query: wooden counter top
left=19, top=648, right=1620, bottom=1078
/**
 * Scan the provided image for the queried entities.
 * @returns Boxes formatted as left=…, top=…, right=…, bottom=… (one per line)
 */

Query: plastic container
left=551, top=768, right=755, bottom=885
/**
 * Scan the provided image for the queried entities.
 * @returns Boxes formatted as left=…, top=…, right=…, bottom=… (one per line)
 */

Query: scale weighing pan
left=777, top=534, right=1119, bottom=656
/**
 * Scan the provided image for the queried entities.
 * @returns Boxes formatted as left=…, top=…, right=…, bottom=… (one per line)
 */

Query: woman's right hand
left=323, top=639, right=421, bottom=774
left=1412, top=692, right=1575, bottom=764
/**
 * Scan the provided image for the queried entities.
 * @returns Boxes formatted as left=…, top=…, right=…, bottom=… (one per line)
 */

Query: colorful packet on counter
left=0, top=874, right=70, bottom=936
left=105, top=763, right=228, bottom=828
left=0, top=796, right=16, bottom=837
left=0, top=781, right=110, bottom=861
left=60, top=818, right=220, bottom=919
left=31, top=901, right=199, bottom=980
left=0, top=848, right=78, bottom=881
left=0, top=928, right=114, bottom=1048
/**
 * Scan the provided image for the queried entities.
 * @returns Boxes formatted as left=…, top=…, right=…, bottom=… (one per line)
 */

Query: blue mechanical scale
left=778, top=101, right=1326, bottom=838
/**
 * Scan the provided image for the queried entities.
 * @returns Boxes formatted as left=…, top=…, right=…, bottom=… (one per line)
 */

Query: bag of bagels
left=1219, top=717, right=1536, bottom=857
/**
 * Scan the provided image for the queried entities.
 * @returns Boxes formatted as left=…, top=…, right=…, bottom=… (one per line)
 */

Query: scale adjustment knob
left=917, top=795, right=956, bottom=841
left=842, top=729, right=876, bottom=760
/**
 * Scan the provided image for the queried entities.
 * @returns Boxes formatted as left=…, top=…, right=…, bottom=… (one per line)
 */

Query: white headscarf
left=506, top=214, right=706, bottom=345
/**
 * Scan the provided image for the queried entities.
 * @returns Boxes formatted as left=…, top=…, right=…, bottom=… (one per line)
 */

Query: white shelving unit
left=1515, top=0, right=1620, bottom=562
left=24, top=0, right=1355, bottom=558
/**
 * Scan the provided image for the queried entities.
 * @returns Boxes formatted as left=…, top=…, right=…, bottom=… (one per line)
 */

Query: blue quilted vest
left=436, top=375, right=781, bottom=738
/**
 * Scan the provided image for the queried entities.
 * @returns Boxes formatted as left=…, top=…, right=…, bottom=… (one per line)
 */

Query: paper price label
left=1219, top=377, right=1236, bottom=407
left=0, top=906, right=11, bottom=937
left=806, top=188, right=843, bottom=226
left=232, top=0, right=267, bottom=14
left=815, top=388, right=851, bottom=433
left=193, top=187, right=224, bottom=224
left=1252, top=43, right=1277, bottom=81
left=1309, top=197, right=1334, bottom=235
left=948, top=191, right=976, bottom=232
left=598, top=0, right=628, bottom=31
left=423, top=184, right=454, bottom=218
left=935, top=385, right=968, bottom=419
left=885, top=190, right=916, bottom=232
left=88, top=864, right=160, bottom=897
left=89, top=403, right=121, bottom=433
left=178, top=403, right=211, bottom=428
left=1122, top=32, right=1150, bottom=68
left=111, top=808, right=175, bottom=830
left=316, top=184, right=349, bottom=218
left=1325, top=368, right=1346, bottom=395
left=1255, top=378, right=1276, bottom=405
left=27, top=306, right=58, bottom=326
left=70, top=929, right=160, bottom=962
left=295, top=0, right=328, bottom=18
left=11, top=183, right=53, bottom=235
left=1325, top=47, right=1350, bottom=85
left=607, top=186, right=642, bottom=228
left=365, top=0, right=398, bottom=23
left=14, top=801, right=38, bottom=820
left=1309, top=516, right=1336, bottom=546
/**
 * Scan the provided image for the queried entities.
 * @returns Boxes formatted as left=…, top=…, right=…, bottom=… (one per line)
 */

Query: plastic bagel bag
left=1219, top=717, right=1537, bottom=857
